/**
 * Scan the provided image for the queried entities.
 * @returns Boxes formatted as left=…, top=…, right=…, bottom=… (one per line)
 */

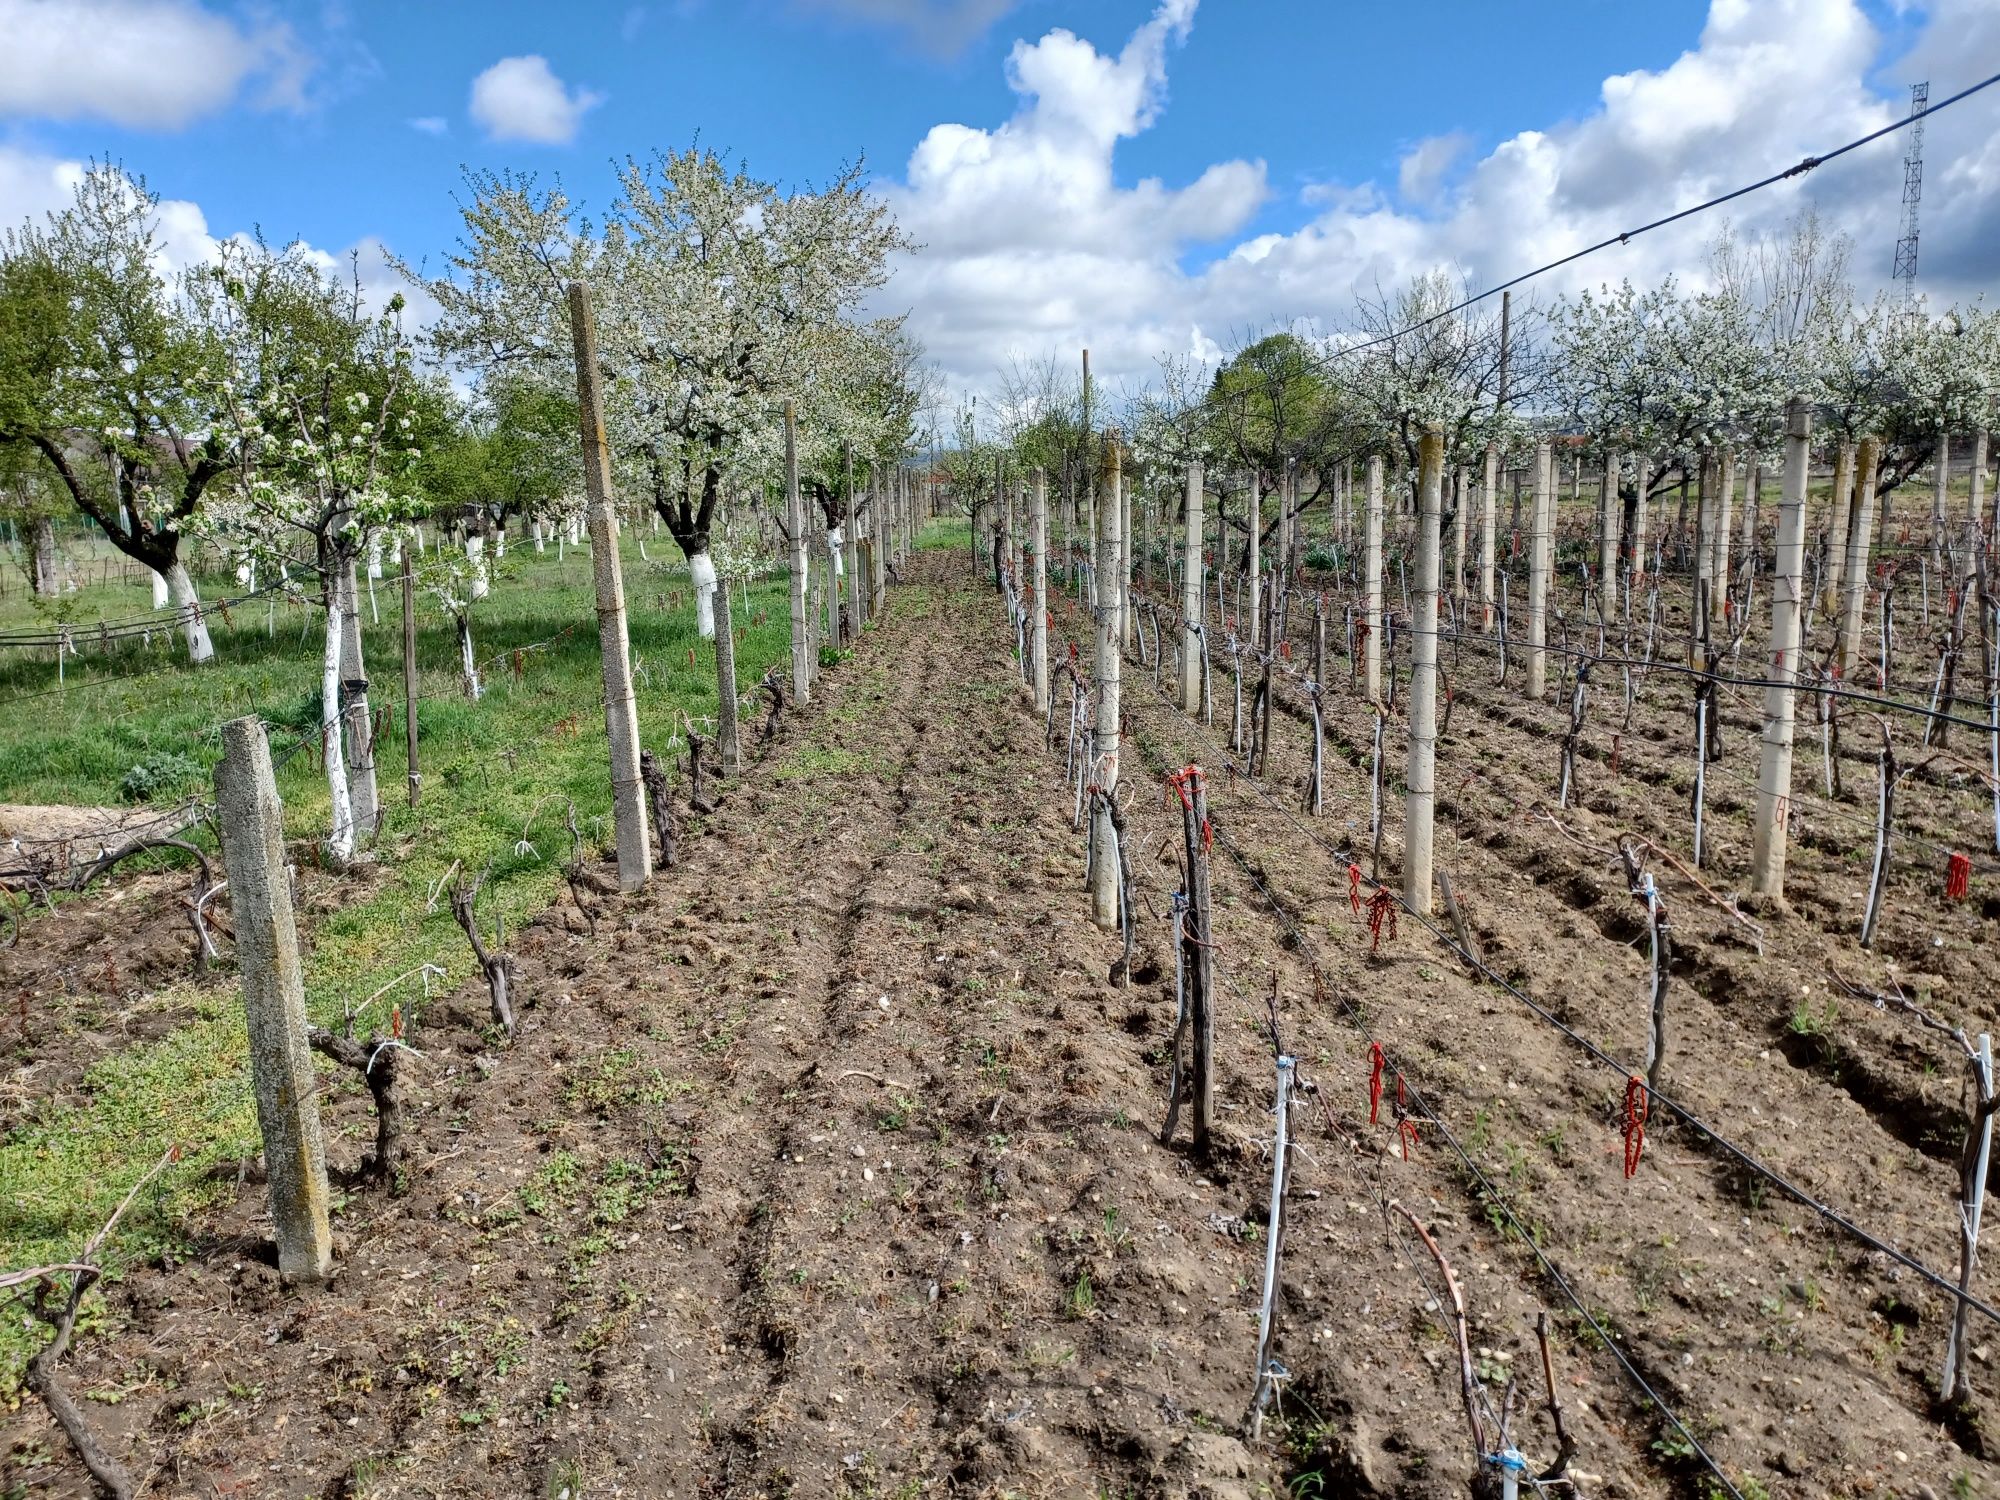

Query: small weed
left=1065, top=1272, right=1096, bottom=1320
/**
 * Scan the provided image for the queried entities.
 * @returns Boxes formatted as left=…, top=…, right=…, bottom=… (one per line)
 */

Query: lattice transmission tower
left=1891, top=81, right=1929, bottom=312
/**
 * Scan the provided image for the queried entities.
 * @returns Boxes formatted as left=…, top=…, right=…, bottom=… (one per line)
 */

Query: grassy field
left=0, top=524, right=816, bottom=1390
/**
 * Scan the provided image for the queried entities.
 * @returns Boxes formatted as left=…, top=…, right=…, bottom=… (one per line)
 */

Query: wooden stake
left=567, top=281, right=652, bottom=893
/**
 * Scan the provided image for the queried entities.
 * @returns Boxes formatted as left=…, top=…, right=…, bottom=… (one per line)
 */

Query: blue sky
left=0, top=0, right=1991, bottom=400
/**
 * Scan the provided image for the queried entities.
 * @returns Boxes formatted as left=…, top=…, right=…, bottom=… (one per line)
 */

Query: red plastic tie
left=1366, top=888, right=1398, bottom=953
left=1947, top=851, right=1972, bottom=902
left=1622, top=1075, right=1648, bottom=1178
left=1367, top=1042, right=1386, bottom=1124
left=1397, top=1116, right=1419, bottom=1161
left=1347, top=862, right=1362, bottom=914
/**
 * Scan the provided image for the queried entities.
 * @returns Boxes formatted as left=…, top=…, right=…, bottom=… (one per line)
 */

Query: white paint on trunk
left=691, top=551, right=718, bottom=639
left=367, top=534, right=383, bottom=580
left=466, top=535, right=489, bottom=600
left=458, top=616, right=482, bottom=701
left=321, top=591, right=356, bottom=866
left=829, top=525, right=845, bottom=576
left=151, top=567, right=170, bottom=609
left=532, top=519, right=545, bottom=553
left=165, top=561, right=216, bottom=663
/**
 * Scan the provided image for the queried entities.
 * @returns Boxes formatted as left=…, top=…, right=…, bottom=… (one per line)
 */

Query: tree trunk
left=29, top=515, right=57, bottom=596
left=322, top=592, right=357, bottom=867
left=337, top=546, right=378, bottom=846
left=691, top=551, right=718, bottom=639
left=164, top=560, right=216, bottom=663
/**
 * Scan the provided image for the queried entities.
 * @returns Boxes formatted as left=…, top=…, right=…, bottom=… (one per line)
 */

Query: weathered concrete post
left=1031, top=468, right=1050, bottom=715
left=1839, top=437, right=1883, bottom=679
left=1245, top=474, right=1262, bottom=650
left=1479, top=442, right=1499, bottom=633
left=1821, top=441, right=1856, bottom=618
left=1090, top=435, right=1125, bottom=931
left=215, top=717, right=333, bottom=1284
left=1452, top=465, right=1469, bottom=609
left=1527, top=437, right=1553, bottom=699
left=786, top=403, right=811, bottom=708
left=1181, top=463, right=1204, bottom=714
left=1711, top=448, right=1736, bottom=624
left=567, top=282, right=652, bottom=893
left=1365, top=455, right=1385, bottom=703
left=1599, top=449, right=1620, bottom=625
left=1405, top=429, right=1445, bottom=915
left=870, top=467, right=889, bottom=617
left=400, top=542, right=420, bottom=809
left=1751, top=399, right=1813, bottom=900
left=1970, top=430, right=1990, bottom=533
left=843, top=444, right=862, bottom=645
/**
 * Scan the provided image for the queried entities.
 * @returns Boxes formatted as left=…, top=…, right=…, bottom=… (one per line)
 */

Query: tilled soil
left=8, top=546, right=2000, bottom=1500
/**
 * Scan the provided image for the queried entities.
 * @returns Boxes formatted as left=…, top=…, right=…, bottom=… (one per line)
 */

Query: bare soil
left=6, top=542, right=1999, bottom=1500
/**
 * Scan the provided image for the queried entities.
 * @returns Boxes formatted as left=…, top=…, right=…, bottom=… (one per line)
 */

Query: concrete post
left=1479, top=442, right=1499, bottom=633
left=1091, top=435, right=1124, bottom=931
left=1405, top=429, right=1445, bottom=915
left=1751, top=399, right=1813, bottom=900
left=1032, top=469, right=1050, bottom=716
left=1182, top=463, right=1204, bottom=714
left=786, top=403, right=811, bottom=708
left=1821, top=441, right=1855, bottom=618
left=1365, top=455, right=1384, bottom=703
left=1711, top=448, right=1736, bottom=624
left=1933, top=431, right=1951, bottom=572
left=1971, top=430, right=1990, bottom=533
left=843, top=445, right=862, bottom=645
left=566, top=282, right=651, bottom=894
left=1599, top=449, right=1620, bottom=625
left=871, top=468, right=888, bottom=616
left=214, top=717, right=333, bottom=1284
left=1245, top=474, right=1262, bottom=651
left=1121, top=462, right=1137, bottom=653
left=1839, top=438, right=1882, bottom=680
left=400, top=542, right=420, bottom=808
left=1452, top=465, right=1469, bottom=609
left=1526, top=437, right=1552, bottom=700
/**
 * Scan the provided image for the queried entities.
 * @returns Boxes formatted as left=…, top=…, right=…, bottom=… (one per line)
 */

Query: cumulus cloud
left=408, top=115, right=448, bottom=135
left=880, top=0, right=1263, bottom=393
left=878, top=0, right=2000, bottom=408
left=469, top=55, right=603, bottom=145
left=0, top=0, right=308, bottom=130
left=793, top=0, right=1022, bottom=55
left=1397, top=132, right=1471, bottom=206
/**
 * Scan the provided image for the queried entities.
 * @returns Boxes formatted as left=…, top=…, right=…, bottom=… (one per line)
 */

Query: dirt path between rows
left=16, top=551, right=1998, bottom=1500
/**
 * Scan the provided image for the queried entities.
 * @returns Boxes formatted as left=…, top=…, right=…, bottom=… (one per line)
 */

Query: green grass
left=0, top=527, right=811, bottom=1391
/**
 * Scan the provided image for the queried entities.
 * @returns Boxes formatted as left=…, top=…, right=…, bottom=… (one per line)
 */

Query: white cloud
left=409, top=115, right=448, bottom=135
left=468, top=55, right=603, bottom=146
left=1397, top=132, right=1471, bottom=206
left=0, top=0, right=307, bottom=130
left=879, top=0, right=2000, bottom=410
left=793, top=0, right=1021, bottom=55
left=880, top=0, right=1262, bottom=395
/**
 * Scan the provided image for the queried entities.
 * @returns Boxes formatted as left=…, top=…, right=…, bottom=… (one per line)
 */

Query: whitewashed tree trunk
left=466, top=535, right=488, bottom=600
left=150, top=566, right=170, bottom=609
left=532, top=519, right=545, bottom=553
left=367, top=534, right=383, bottom=580
left=321, top=591, right=356, bottom=867
left=29, top=516, right=57, bottom=596
left=692, top=551, right=718, bottom=639
left=165, top=560, right=216, bottom=663
left=336, top=549, right=377, bottom=847
left=458, top=615, right=482, bottom=701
